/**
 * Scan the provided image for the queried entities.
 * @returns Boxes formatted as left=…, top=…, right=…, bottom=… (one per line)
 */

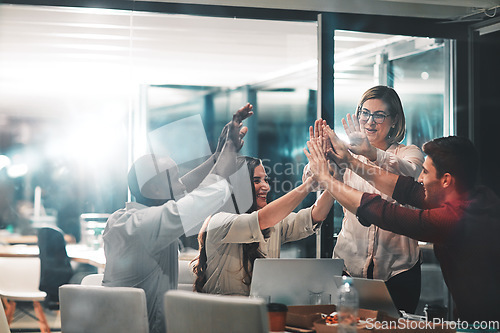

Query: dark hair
left=128, top=164, right=165, bottom=207
left=192, top=156, right=265, bottom=292
left=128, top=159, right=174, bottom=207
left=422, top=136, right=479, bottom=192
left=357, top=85, right=406, bottom=145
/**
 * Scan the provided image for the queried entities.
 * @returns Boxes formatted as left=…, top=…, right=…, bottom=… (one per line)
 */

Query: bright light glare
left=59, top=114, right=126, bottom=170
left=0, top=155, right=11, bottom=170
left=7, top=163, right=28, bottom=178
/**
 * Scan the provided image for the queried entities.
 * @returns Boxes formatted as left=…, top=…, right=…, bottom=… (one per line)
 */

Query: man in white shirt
left=102, top=104, right=253, bottom=333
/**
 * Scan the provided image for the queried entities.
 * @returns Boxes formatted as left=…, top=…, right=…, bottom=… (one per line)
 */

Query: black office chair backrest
left=37, top=226, right=74, bottom=306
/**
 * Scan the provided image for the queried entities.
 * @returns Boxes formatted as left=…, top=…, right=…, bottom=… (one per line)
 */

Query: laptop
left=249, top=258, right=344, bottom=306
left=333, top=276, right=401, bottom=318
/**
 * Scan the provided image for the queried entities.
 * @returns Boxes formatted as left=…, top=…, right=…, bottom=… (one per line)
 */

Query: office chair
left=59, top=285, right=149, bottom=333
left=80, top=273, right=103, bottom=286
left=178, top=259, right=195, bottom=291
left=0, top=257, right=51, bottom=333
left=164, top=290, right=269, bottom=333
left=37, top=226, right=73, bottom=310
left=0, top=296, right=12, bottom=333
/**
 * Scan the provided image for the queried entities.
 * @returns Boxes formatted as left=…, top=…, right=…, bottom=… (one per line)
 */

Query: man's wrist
left=368, top=147, right=378, bottom=162
left=218, top=141, right=237, bottom=158
left=211, top=152, right=220, bottom=164
left=343, top=155, right=355, bottom=169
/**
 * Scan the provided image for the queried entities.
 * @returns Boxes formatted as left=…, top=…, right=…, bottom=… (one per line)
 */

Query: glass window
left=0, top=5, right=320, bottom=251
left=141, top=16, right=318, bottom=256
left=0, top=5, right=131, bottom=238
left=0, top=5, right=454, bottom=264
left=332, top=30, right=453, bottom=315
left=392, top=46, right=447, bottom=148
left=332, top=30, right=452, bottom=238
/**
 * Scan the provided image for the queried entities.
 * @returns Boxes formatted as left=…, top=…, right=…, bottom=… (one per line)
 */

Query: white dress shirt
left=102, top=175, right=231, bottom=333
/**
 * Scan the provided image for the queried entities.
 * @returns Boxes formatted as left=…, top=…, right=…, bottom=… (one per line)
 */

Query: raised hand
left=309, top=118, right=331, bottom=155
left=216, top=103, right=254, bottom=152
left=228, top=103, right=253, bottom=151
left=303, top=138, right=332, bottom=190
left=232, top=103, right=253, bottom=124
left=323, top=124, right=352, bottom=168
left=215, top=124, right=229, bottom=153
left=342, top=113, right=376, bottom=160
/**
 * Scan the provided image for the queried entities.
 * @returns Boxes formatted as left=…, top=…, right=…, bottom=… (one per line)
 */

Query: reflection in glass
left=0, top=5, right=453, bottom=260
left=393, top=47, right=446, bottom=149
left=140, top=15, right=318, bottom=256
left=333, top=31, right=451, bottom=239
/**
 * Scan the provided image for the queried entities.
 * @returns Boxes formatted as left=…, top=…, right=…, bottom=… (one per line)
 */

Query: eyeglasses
left=357, top=109, right=390, bottom=124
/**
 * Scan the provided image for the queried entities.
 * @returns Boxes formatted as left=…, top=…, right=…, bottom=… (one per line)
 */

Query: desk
left=0, top=232, right=75, bottom=245
left=0, top=244, right=106, bottom=272
left=0, top=244, right=39, bottom=257
left=66, top=245, right=106, bottom=271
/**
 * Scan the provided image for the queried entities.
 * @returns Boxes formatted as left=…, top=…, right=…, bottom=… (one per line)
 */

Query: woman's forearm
left=310, top=191, right=335, bottom=223
left=322, top=176, right=363, bottom=214
left=258, top=183, right=311, bottom=230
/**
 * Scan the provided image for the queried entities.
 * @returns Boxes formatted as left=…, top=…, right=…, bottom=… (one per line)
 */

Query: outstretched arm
left=180, top=154, right=219, bottom=193
left=310, top=186, right=335, bottom=223
left=304, top=138, right=363, bottom=214
left=306, top=138, right=452, bottom=243
left=258, top=178, right=314, bottom=230
left=180, top=104, right=253, bottom=191
left=306, top=126, right=336, bottom=222
left=342, top=114, right=423, bottom=176
left=323, top=125, right=399, bottom=198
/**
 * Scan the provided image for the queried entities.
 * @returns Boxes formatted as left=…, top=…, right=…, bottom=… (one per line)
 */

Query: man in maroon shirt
left=305, top=132, right=500, bottom=323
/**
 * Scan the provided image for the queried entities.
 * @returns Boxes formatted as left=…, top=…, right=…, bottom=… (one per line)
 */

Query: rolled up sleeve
left=209, top=211, right=266, bottom=244
left=374, top=144, right=423, bottom=177
left=140, top=174, right=232, bottom=255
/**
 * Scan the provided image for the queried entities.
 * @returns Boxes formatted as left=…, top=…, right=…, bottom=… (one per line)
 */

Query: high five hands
left=342, top=113, right=377, bottom=160
left=322, top=124, right=352, bottom=169
left=303, top=119, right=332, bottom=190
left=305, top=119, right=350, bottom=183
left=303, top=138, right=331, bottom=189
left=216, top=103, right=254, bottom=152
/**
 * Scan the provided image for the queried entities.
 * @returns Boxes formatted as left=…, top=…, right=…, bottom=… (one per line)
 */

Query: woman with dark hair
left=192, top=154, right=334, bottom=295
left=332, top=85, right=424, bottom=313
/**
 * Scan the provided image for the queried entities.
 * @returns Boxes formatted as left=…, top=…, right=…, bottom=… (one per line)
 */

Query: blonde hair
left=357, top=85, right=406, bottom=145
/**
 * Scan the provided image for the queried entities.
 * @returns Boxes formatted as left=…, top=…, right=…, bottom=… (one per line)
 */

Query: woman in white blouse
left=333, top=85, right=424, bottom=313
left=192, top=155, right=334, bottom=296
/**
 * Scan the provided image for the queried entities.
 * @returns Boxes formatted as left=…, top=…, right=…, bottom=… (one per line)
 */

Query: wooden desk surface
left=0, top=234, right=75, bottom=245
left=0, top=244, right=106, bottom=270
left=0, top=244, right=39, bottom=257
left=66, top=244, right=106, bottom=269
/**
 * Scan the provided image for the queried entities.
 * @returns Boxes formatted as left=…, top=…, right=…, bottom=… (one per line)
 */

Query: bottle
left=337, top=276, right=359, bottom=333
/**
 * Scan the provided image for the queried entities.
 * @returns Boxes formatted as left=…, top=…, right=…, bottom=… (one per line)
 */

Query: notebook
left=333, top=276, right=401, bottom=318
left=249, top=258, right=344, bottom=306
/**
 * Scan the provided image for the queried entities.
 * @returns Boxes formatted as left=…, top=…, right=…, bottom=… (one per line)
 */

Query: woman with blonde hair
left=307, top=85, right=424, bottom=313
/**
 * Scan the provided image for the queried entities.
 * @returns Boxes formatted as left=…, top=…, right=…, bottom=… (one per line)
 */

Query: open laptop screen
left=249, top=258, right=344, bottom=306
left=333, top=276, right=401, bottom=318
